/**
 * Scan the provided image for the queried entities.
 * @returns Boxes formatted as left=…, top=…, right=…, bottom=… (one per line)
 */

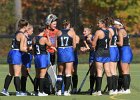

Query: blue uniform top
left=33, top=36, right=47, bottom=55
left=57, top=29, right=73, bottom=47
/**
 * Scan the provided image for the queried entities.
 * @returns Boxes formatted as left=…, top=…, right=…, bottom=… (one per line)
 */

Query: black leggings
left=50, top=53, right=55, bottom=65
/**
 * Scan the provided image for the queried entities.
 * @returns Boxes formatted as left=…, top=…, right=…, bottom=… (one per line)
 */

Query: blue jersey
left=57, top=29, right=74, bottom=63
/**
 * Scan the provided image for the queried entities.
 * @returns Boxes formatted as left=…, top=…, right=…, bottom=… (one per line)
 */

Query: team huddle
left=0, top=14, right=133, bottom=96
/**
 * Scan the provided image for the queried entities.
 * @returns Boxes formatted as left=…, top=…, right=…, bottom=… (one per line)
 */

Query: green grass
left=0, top=64, right=140, bottom=100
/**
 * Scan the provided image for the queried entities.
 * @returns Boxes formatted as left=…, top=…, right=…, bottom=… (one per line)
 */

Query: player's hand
left=50, top=46, right=57, bottom=52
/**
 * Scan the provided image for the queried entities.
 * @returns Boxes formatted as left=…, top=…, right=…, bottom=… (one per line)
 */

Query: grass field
left=0, top=64, right=140, bottom=100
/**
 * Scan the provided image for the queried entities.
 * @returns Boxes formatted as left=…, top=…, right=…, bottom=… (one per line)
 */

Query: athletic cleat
left=64, top=91, right=71, bottom=96
left=117, top=89, right=124, bottom=94
left=38, top=92, right=48, bottom=96
left=108, top=90, right=113, bottom=95
left=20, top=91, right=27, bottom=96
left=56, top=90, right=62, bottom=96
left=1, top=89, right=9, bottom=96
left=123, top=89, right=131, bottom=94
left=111, top=90, right=118, bottom=95
left=93, top=91, right=102, bottom=96
left=16, top=91, right=22, bottom=96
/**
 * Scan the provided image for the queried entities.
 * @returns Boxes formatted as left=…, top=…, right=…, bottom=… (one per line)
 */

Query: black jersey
left=33, top=36, right=47, bottom=55
left=27, top=36, right=32, bottom=47
left=110, top=27, right=117, bottom=46
left=95, top=29, right=110, bottom=57
left=25, top=35, right=32, bottom=53
left=11, top=31, right=23, bottom=49
left=119, top=28, right=130, bottom=46
left=57, top=29, right=73, bottom=47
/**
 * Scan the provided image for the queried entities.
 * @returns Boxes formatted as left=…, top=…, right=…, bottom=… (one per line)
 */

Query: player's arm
left=44, top=37, right=52, bottom=47
left=72, top=30, right=76, bottom=49
left=108, top=29, right=113, bottom=45
left=84, top=40, right=90, bottom=50
left=92, top=30, right=99, bottom=49
left=116, top=29, right=123, bottom=46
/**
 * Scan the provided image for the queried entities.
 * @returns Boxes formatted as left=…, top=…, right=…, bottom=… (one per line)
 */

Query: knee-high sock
left=72, top=75, right=78, bottom=89
left=39, top=78, right=45, bottom=93
left=14, top=76, right=21, bottom=92
left=107, top=76, right=112, bottom=91
left=96, top=77, right=102, bottom=92
left=4, top=75, right=13, bottom=90
left=34, top=77, right=39, bottom=92
left=118, top=75, right=123, bottom=90
left=90, top=75, right=96, bottom=90
left=64, top=75, right=71, bottom=91
left=56, top=75, right=63, bottom=91
left=21, top=76, right=27, bottom=92
left=123, top=74, right=129, bottom=90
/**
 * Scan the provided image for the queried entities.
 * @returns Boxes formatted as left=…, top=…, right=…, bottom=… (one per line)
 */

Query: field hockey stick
left=77, top=64, right=93, bottom=93
left=26, top=70, right=34, bottom=85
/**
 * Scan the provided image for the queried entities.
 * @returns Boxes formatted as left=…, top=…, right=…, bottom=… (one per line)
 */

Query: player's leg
left=94, top=62, right=103, bottom=96
left=1, top=64, right=14, bottom=96
left=38, top=68, right=48, bottom=96
left=56, top=63, right=64, bottom=95
left=13, top=64, right=22, bottom=96
left=121, top=62, right=131, bottom=94
left=64, top=62, right=73, bottom=96
left=104, top=62, right=112, bottom=95
left=72, top=62, right=78, bottom=93
left=89, top=62, right=96, bottom=94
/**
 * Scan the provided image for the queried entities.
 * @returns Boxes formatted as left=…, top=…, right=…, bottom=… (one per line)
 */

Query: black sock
left=56, top=75, right=63, bottom=91
left=39, top=78, right=45, bottom=93
left=127, top=74, right=131, bottom=89
left=90, top=75, right=96, bottom=90
left=123, top=74, right=129, bottom=90
left=64, top=76, right=71, bottom=91
left=107, top=76, right=112, bottom=91
left=4, top=75, right=13, bottom=90
left=72, top=75, right=78, bottom=89
left=112, top=75, right=118, bottom=91
left=114, top=75, right=118, bottom=91
left=14, top=76, right=21, bottom=92
left=21, top=76, right=27, bottom=92
left=118, top=75, right=123, bottom=90
left=96, top=77, right=102, bottom=92
left=34, top=77, right=39, bottom=92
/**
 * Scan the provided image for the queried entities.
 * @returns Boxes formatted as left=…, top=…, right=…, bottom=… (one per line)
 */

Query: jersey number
left=60, top=37, right=69, bottom=46
left=114, top=36, right=117, bottom=45
left=36, top=45, right=40, bottom=54
left=105, top=39, right=108, bottom=49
